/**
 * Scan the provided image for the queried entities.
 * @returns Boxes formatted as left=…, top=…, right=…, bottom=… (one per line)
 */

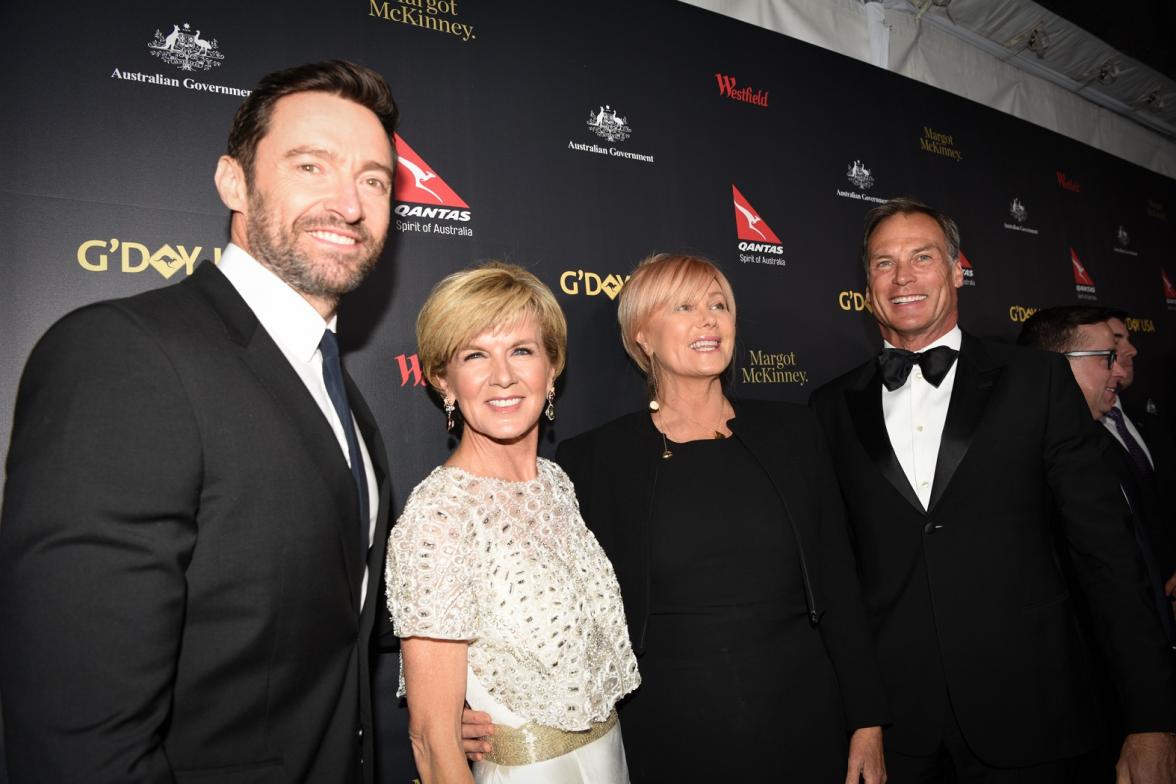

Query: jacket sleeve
left=1041, top=353, right=1176, bottom=732
left=800, top=410, right=891, bottom=731
left=0, top=304, right=200, bottom=783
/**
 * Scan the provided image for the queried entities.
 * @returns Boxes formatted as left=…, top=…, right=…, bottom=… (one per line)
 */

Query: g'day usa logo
left=732, top=185, right=785, bottom=267
left=393, top=134, right=473, bottom=238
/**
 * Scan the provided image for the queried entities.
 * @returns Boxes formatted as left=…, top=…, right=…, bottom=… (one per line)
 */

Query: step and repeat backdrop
left=3, top=0, right=1176, bottom=779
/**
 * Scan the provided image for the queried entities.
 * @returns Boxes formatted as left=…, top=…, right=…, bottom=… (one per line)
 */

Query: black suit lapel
left=189, top=262, right=365, bottom=600
left=846, top=365, right=925, bottom=513
left=927, top=334, right=1001, bottom=512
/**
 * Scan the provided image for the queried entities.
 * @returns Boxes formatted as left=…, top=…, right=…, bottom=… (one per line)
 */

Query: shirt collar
left=217, top=243, right=336, bottom=363
left=883, top=325, right=962, bottom=352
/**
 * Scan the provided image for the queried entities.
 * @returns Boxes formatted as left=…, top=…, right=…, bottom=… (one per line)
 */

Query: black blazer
left=0, top=261, right=392, bottom=783
left=1113, top=404, right=1176, bottom=582
left=555, top=398, right=889, bottom=731
left=810, top=332, right=1176, bottom=766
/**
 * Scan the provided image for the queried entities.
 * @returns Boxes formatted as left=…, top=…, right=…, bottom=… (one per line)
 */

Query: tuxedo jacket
left=555, top=398, right=890, bottom=731
left=0, top=262, right=392, bottom=783
left=810, top=332, right=1176, bottom=767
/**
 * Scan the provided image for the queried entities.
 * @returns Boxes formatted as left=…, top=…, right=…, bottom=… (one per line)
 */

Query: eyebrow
left=285, top=146, right=395, bottom=180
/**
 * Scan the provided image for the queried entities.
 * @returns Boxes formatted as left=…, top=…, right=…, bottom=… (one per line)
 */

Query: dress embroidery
left=386, top=458, right=640, bottom=731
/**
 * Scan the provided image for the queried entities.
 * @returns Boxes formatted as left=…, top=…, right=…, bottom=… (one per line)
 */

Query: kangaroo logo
left=148, top=22, right=224, bottom=71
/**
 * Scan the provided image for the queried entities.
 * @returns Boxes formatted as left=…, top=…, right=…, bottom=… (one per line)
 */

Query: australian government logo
left=559, top=270, right=629, bottom=300
left=393, top=134, right=473, bottom=237
left=731, top=185, right=785, bottom=267
left=1071, top=248, right=1097, bottom=301
left=77, top=238, right=221, bottom=278
left=1003, top=197, right=1039, bottom=235
left=569, top=105, right=654, bottom=163
left=369, top=0, right=476, bottom=42
left=1113, top=225, right=1138, bottom=256
left=148, top=23, right=223, bottom=71
left=111, top=22, right=248, bottom=97
left=836, top=161, right=885, bottom=204
left=741, top=349, right=807, bottom=386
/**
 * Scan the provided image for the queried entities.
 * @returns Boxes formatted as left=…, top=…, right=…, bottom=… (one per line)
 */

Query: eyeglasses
left=1062, top=349, right=1117, bottom=369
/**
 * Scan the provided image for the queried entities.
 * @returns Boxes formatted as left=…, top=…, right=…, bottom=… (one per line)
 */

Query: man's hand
left=461, top=707, right=493, bottom=762
left=845, top=725, right=886, bottom=784
left=1115, top=732, right=1176, bottom=784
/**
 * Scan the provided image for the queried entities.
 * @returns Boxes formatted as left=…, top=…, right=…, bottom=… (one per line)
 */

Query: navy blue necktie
left=1103, top=406, right=1153, bottom=477
left=319, top=329, right=370, bottom=559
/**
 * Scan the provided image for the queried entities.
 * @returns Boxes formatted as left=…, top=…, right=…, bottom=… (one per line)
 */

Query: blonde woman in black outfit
left=555, top=253, right=889, bottom=782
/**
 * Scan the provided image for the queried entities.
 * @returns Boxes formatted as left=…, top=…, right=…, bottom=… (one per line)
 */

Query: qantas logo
left=958, top=250, right=975, bottom=287
left=393, top=134, right=471, bottom=223
left=1071, top=248, right=1097, bottom=300
left=732, top=185, right=785, bottom=266
left=1071, top=249, right=1094, bottom=285
left=732, top=185, right=781, bottom=244
left=1162, top=268, right=1176, bottom=306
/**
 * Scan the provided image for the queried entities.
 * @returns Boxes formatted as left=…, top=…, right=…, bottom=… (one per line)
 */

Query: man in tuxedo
left=811, top=197, right=1176, bottom=782
left=0, top=61, right=398, bottom=783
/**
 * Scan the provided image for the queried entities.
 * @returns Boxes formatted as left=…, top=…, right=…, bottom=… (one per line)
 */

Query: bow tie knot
left=878, top=346, right=958, bottom=391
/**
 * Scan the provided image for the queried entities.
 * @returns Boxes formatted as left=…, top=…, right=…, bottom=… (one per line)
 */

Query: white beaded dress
left=386, top=458, right=640, bottom=783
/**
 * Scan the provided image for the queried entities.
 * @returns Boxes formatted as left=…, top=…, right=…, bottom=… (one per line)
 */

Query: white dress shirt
left=1102, top=397, right=1154, bottom=468
left=218, top=243, right=379, bottom=600
left=881, top=326, right=962, bottom=510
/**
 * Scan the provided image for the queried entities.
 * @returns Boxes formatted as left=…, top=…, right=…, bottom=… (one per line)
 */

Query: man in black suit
left=1102, top=311, right=1176, bottom=609
left=811, top=197, right=1176, bottom=782
left=0, top=61, right=398, bottom=783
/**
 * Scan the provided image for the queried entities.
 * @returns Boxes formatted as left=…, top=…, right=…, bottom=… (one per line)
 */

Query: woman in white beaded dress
left=386, top=262, right=640, bottom=784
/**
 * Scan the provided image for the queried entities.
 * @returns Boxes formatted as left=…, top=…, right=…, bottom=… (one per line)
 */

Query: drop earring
left=444, top=398, right=455, bottom=431
left=545, top=389, right=556, bottom=421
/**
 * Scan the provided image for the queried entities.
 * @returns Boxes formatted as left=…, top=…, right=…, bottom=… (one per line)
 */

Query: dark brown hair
left=226, top=60, right=399, bottom=182
left=861, top=197, right=961, bottom=275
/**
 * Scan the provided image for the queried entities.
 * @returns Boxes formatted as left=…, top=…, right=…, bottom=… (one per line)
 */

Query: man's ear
left=951, top=259, right=964, bottom=289
left=214, top=155, right=248, bottom=214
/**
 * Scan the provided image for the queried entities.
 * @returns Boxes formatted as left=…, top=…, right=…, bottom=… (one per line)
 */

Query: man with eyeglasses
left=1017, top=308, right=1124, bottom=420
left=1021, top=304, right=1176, bottom=778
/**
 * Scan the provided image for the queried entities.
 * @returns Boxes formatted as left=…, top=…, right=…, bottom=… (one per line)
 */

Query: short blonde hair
left=617, top=253, right=737, bottom=377
left=416, top=261, right=567, bottom=389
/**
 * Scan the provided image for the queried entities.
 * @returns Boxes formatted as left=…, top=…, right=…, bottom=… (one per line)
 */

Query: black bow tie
left=878, top=346, right=959, bottom=391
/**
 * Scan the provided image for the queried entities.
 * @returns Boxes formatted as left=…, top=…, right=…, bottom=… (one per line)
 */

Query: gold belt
left=482, top=709, right=618, bottom=766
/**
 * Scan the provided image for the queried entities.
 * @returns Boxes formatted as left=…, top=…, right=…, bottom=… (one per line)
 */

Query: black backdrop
left=3, top=1, right=1176, bottom=780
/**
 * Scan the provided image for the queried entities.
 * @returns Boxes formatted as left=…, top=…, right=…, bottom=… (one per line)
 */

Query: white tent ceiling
left=684, top=0, right=1176, bottom=178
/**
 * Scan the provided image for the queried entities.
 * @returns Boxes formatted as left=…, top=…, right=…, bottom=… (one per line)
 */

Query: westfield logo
left=395, top=353, right=426, bottom=387
left=715, top=74, right=769, bottom=107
